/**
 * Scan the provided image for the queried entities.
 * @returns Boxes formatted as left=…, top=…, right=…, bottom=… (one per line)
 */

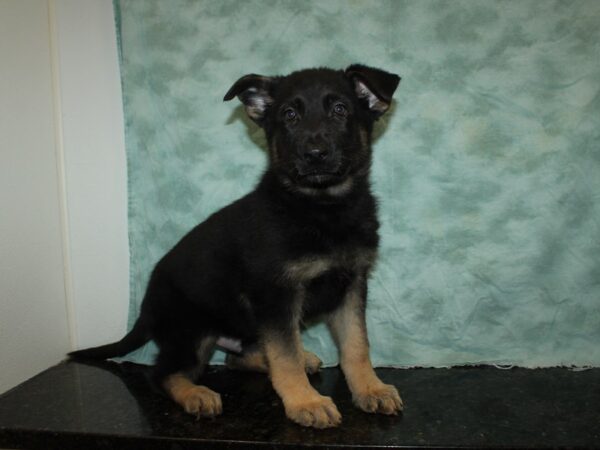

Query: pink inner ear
left=239, top=87, right=273, bottom=122
left=245, top=91, right=271, bottom=120
left=355, top=80, right=389, bottom=113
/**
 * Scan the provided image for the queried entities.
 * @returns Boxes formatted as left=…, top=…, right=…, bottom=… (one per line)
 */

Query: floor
left=0, top=360, right=599, bottom=449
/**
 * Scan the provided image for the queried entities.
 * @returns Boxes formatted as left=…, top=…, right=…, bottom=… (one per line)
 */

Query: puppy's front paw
left=353, top=383, right=403, bottom=415
left=180, top=386, right=223, bottom=418
left=284, top=394, right=342, bottom=428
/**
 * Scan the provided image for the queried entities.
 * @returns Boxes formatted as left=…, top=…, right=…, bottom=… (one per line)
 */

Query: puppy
left=70, top=64, right=402, bottom=429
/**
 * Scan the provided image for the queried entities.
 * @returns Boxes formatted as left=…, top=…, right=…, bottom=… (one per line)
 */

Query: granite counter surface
left=1, top=361, right=599, bottom=449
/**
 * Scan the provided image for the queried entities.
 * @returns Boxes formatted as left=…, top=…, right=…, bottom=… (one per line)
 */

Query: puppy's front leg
left=328, top=275, right=404, bottom=415
left=262, top=322, right=341, bottom=428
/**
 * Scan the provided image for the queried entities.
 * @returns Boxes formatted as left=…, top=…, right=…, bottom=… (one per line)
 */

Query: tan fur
left=262, top=328, right=341, bottom=428
left=284, top=258, right=333, bottom=282
left=283, top=248, right=377, bottom=283
left=303, top=349, right=323, bottom=374
left=226, top=349, right=269, bottom=373
left=163, top=373, right=223, bottom=418
left=295, top=176, right=355, bottom=197
left=195, top=336, right=217, bottom=363
left=328, top=276, right=403, bottom=415
left=270, top=140, right=279, bottom=164
left=359, top=127, right=369, bottom=150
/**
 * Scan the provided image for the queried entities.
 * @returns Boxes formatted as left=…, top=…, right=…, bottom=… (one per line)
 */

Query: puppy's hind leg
left=303, top=350, right=323, bottom=375
left=158, top=336, right=223, bottom=418
left=226, top=345, right=322, bottom=374
left=225, top=345, right=269, bottom=373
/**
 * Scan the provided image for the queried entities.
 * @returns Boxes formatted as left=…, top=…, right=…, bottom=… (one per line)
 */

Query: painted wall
left=0, top=0, right=128, bottom=393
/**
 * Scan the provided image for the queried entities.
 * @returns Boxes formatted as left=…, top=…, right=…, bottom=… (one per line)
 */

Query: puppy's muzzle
left=296, top=146, right=340, bottom=176
left=303, top=147, right=329, bottom=164
left=296, top=151, right=346, bottom=187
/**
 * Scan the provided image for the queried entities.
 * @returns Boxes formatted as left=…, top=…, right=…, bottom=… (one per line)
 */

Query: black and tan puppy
left=70, top=64, right=402, bottom=429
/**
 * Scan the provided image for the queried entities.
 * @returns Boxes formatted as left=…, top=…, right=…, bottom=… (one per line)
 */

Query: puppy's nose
left=303, top=148, right=329, bottom=163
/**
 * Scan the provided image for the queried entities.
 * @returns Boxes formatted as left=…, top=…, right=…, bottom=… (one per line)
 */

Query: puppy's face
left=268, top=71, right=367, bottom=191
left=224, top=65, right=400, bottom=195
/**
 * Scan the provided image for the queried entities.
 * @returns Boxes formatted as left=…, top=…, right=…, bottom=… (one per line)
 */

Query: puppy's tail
left=68, top=315, right=151, bottom=361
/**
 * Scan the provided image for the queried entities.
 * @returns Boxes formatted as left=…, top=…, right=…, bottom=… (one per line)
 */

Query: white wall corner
left=0, top=0, right=72, bottom=393
left=48, top=0, right=78, bottom=351
left=52, top=0, right=130, bottom=350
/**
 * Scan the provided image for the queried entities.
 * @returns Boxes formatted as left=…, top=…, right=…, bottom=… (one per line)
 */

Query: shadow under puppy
left=70, top=64, right=402, bottom=429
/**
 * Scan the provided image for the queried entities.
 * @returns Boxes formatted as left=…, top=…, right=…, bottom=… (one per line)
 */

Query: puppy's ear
left=345, top=64, right=401, bottom=119
left=223, top=74, right=277, bottom=125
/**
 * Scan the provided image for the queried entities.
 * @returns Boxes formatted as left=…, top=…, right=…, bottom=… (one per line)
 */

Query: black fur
left=70, top=64, right=400, bottom=394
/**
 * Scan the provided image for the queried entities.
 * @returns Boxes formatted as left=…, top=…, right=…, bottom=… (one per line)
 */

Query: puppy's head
left=224, top=65, right=400, bottom=197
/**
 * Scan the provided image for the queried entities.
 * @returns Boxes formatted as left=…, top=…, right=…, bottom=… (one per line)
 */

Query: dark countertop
left=0, top=360, right=599, bottom=449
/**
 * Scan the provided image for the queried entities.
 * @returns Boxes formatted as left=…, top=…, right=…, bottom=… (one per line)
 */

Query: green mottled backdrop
left=115, top=0, right=600, bottom=367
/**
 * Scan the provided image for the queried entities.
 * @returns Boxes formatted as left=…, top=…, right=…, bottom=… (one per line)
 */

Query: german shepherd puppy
left=70, top=64, right=402, bottom=428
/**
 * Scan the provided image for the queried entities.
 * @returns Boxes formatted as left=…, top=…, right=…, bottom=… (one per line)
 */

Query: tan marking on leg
left=163, top=373, right=222, bottom=418
left=303, top=349, right=322, bottom=374
left=263, top=329, right=341, bottom=428
left=328, top=276, right=403, bottom=415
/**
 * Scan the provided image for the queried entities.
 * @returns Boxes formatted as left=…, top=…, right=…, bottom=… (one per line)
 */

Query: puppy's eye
left=284, top=108, right=297, bottom=121
left=333, top=103, right=347, bottom=116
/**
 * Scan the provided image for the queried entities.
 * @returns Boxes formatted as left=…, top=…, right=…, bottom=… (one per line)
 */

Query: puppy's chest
left=282, top=246, right=375, bottom=319
left=282, top=246, right=376, bottom=285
